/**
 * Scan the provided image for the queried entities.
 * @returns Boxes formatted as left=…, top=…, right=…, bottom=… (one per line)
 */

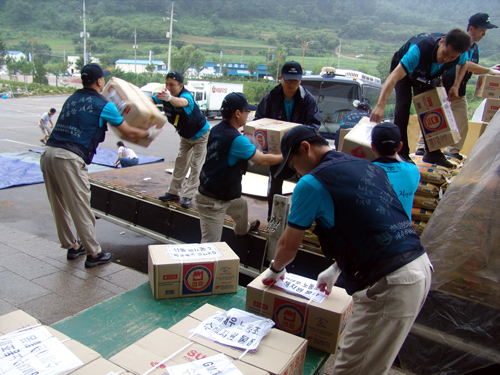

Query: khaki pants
left=40, top=146, right=101, bottom=256
left=195, top=191, right=251, bottom=243
left=332, top=253, right=433, bottom=375
left=168, top=130, right=209, bottom=199
left=416, top=96, right=468, bottom=154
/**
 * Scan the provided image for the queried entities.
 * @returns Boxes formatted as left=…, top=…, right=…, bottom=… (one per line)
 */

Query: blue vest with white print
left=311, top=151, right=425, bottom=294
left=47, top=89, right=108, bottom=164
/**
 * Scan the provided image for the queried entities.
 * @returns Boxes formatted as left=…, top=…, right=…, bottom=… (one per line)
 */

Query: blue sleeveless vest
left=198, top=121, right=248, bottom=201
left=162, top=87, right=207, bottom=139
left=47, top=88, right=108, bottom=164
left=311, top=151, right=425, bottom=294
left=394, top=33, right=461, bottom=88
left=442, top=43, right=479, bottom=96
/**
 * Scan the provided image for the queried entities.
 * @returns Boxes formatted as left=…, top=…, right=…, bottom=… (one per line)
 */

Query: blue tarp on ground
left=31, top=147, right=164, bottom=167
left=0, top=155, right=44, bottom=189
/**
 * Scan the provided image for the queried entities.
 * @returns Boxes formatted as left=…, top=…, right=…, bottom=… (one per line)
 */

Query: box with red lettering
left=412, top=87, right=460, bottom=151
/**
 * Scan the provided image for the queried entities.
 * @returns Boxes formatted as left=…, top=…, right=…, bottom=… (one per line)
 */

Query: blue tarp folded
left=0, top=155, right=44, bottom=189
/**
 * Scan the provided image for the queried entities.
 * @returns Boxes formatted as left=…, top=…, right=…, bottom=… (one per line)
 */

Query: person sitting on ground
left=113, top=141, right=139, bottom=168
left=39, top=108, right=56, bottom=145
left=371, top=122, right=420, bottom=219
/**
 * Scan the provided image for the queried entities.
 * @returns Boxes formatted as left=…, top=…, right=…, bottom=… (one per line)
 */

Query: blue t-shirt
left=101, top=102, right=124, bottom=128
left=283, top=97, right=294, bottom=121
left=373, top=158, right=420, bottom=219
left=287, top=174, right=335, bottom=230
left=228, top=135, right=257, bottom=166
left=400, top=44, right=467, bottom=76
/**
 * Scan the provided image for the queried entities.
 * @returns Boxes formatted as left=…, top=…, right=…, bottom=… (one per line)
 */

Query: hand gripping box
left=480, top=99, right=500, bottom=123
left=246, top=272, right=354, bottom=355
left=109, top=327, right=269, bottom=375
left=339, top=117, right=377, bottom=160
left=475, top=74, right=500, bottom=98
left=102, top=77, right=167, bottom=147
left=244, top=118, right=302, bottom=154
left=167, top=304, right=307, bottom=375
left=148, top=242, right=239, bottom=299
left=412, top=87, right=461, bottom=151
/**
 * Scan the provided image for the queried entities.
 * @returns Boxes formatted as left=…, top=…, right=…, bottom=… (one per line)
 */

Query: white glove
left=157, top=89, right=172, bottom=101
left=316, top=264, right=341, bottom=295
left=262, top=260, right=286, bottom=286
left=147, top=124, right=163, bottom=139
left=488, top=68, right=500, bottom=76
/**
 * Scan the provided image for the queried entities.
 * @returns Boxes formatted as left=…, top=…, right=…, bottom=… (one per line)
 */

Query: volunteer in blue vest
left=152, top=71, right=209, bottom=208
left=334, top=100, right=371, bottom=150
left=254, top=61, right=320, bottom=222
left=370, top=29, right=471, bottom=168
left=371, top=122, right=420, bottom=219
left=196, top=93, right=283, bottom=243
left=261, top=126, right=432, bottom=375
left=415, top=13, right=500, bottom=160
left=41, top=63, right=161, bottom=268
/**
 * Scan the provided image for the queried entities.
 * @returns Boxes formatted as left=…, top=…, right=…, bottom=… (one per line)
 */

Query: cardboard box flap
left=110, top=343, right=169, bottom=375
left=0, top=310, right=41, bottom=335
left=135, top=328, right=194, bottom=358
left=68, top=357, right=131, bottom=375
left=63, top=339, right=101, bottom=365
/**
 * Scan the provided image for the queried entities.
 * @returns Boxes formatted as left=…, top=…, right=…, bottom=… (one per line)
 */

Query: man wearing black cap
left=195, top=93, right=283, bottom=242
left=370, top=29, right=471, bottom=168
left=254, top=61, right=320, bottom=221
left=261, top=126, right=432, bottom=374
left=152, top=71, right=209, bottom=208
left=41, top=63, right=160, bottom=268
left=415, top=13, right=500, bottom=160
left=371, top=123, right=420, bottom=219
left=334, top=100, right=371, bottom=150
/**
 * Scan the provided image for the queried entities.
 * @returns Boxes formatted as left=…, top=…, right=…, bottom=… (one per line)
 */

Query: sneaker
left=180, top=197, right=191, bottom=208
left=444, top=152, right=463, bottom=161
left=67, top=241, right=86, bottom=260
left=84, top=252, right=113, bottom=268
left=415, top=148, right=425, bottom=156
left=249, top=219, right=260, bottom=232
left=159, top=192, right=179, bottom=202
left=423, top=150, right=453, bottom=168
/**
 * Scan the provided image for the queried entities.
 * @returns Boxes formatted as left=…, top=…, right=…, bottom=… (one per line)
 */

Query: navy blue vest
left=47, top=89, right=108, bottom=164
left=393, top=33, right=461, bottom=88
left=162, top=87, right=207, bottom=139
left=198, top=121, right=248, bottom=201
left=442, top=43, right=479, bottom=96
left=311, top=151, right=425, bottom=294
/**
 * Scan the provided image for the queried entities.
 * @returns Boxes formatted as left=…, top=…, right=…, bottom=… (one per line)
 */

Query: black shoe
left=423, top=151, right=453, bottom=168
left=415, top=148, right=425, bottom=156
left=67, top=241, right=86, bottom=260
left=159, top=192, right=179, bottom=202
left=249, top=219, right=260, bottom=232
left=85, top=252, right=113, bottom=268
left=180, top=197, right=191, bottom=208
left=397, top=152, right=415, bottom=164
left=444, top=152, right=463, bottom=161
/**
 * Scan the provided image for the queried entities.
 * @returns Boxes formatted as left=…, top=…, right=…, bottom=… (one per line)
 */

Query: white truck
left=185, top=81, right=244, bottom=118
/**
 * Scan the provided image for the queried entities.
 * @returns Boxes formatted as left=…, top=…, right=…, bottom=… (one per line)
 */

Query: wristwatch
left=269, top=260, right=283, bottom=273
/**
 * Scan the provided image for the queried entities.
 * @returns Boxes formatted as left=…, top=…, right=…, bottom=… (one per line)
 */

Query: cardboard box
left=339, top=117, right=377, bottom=160
left=168, top=304, right=307, bottom=375
left=244, top=118, right=302, bottom=154
left=103, top=77, right=167, bottom=147
left=412, top=87, right=461, bottom=151
left=475, top=74, right=500, bottom=98
left=68, top=357, right=131, bottom=375
left=245, top=273, right=353, bottom=355
left=480, top=99, right=500, bottom=123
left=148, top=242, right=239, bottom=299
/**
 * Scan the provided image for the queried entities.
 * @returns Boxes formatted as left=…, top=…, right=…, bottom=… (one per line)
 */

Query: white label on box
left=166, top=353, right=243, bottom=375
left=0, top=326, right=83, bottom=375
left=189, top=308, right=274, bottom=351
left=275, top=273, right=327, bottom=303
left=106, top=87, right=127, bottom=115
left=167, top=243, right=223, bottom=260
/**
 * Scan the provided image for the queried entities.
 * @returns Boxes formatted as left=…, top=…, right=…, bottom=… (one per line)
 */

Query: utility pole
left=79, top=0, right=91, bottom=66
left=133, top=28, right=138, bottom=75
left=295, top=35, right=314, bottom=69
left=338, top=38, right=342, bottom=69
left=164, top=1, right=177, bottom=72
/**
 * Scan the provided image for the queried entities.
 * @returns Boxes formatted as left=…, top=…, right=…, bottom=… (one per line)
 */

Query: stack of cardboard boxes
left=474, top=74, right=500, bottom=124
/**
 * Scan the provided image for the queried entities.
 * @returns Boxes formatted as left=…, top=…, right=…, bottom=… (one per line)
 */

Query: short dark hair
left=49, top=108, right=56, bottom=113
left=117, top=141, right=125, bottom=147
left=290, top=136, right=329, bottom=156
left=444, top=29, right=472, bottom=54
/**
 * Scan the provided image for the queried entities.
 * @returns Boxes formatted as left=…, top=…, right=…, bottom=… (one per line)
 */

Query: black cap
left=469, top=13, right=498, bottom=29
left=354, top=100, right=372, bottom=112
left=281, top=61, right=303, bottom=80
left=166, top=71, right=184, bottom=83
left=371, top=123, right=401, bottom=156
left=81, top=63, right=111, bottom=84
left=221, top=92, right=257, bottom=115
left=274, top=126, right=321, bottom=180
